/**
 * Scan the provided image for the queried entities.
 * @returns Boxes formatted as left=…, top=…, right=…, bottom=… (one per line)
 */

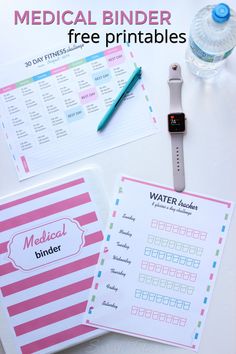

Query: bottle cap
left=212, top=3, right=231, bottom=23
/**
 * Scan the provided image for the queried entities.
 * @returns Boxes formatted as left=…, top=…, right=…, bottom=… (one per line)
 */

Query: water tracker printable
left=0, top=43, right=156, bottom=180
left=0, top=171, right=105, bottom=354
left=84, top=176, right=234, bottom=351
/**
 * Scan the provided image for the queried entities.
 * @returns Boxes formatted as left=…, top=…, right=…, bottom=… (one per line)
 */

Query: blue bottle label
left=190, top=37, right=234, bottom=63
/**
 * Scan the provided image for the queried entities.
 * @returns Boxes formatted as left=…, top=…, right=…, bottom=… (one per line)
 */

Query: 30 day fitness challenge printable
left=0, top=42, right=156, bottom=180
left=84, top=176, right=234, bottom=351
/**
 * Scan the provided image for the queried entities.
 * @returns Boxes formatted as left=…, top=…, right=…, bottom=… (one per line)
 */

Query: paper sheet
left=0, top=170, right=106, bottom=354
left=84, top=175, right=234, bottom=351
left=0, top=43, right=156, bottom=180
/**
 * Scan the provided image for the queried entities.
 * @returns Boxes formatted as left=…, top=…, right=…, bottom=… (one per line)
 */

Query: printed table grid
left=144, top=247, right=201, bottom=269
left=147, top=234, right=203, bottom=257
left=141, top=260, right=197, bottom=282
left=151, top=219, right=207, bottom=241
left=131, top=306, right=187, bottom=327
left=134, top=289, right=191, bottom=311
left=138, top=273, right=195, bottom=295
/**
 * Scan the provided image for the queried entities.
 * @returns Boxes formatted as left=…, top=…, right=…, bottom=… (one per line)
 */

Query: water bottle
left=186, top=3, right=236, bottom=78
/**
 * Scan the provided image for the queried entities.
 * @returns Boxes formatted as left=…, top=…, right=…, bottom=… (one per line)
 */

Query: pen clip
left=126, top=68, right=142, bottom=93
left=115, top=68, right=142, bottom=108
left=97, top=67, right=142, bottom=131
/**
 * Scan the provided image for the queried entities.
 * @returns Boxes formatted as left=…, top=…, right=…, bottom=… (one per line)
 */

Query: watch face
left=168, top=113, right=185, bottom=133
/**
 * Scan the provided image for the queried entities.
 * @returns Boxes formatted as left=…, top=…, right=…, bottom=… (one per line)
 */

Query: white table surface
left=0, top=0, right=236, bottom=353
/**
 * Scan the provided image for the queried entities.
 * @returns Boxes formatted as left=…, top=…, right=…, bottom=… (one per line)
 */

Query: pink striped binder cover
left=0, top=171, right=105, bottom=354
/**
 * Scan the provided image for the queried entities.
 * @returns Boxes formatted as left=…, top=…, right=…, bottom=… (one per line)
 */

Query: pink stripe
left=0, top=84, right=17, bottom=94
left=84, top=230, right=103, bottom=246
left=75, top=212, right=98, bottom=226
left=0, top=241, right=8, bottom=254
left=209, top=273, right=214, bottom=280
left=21, top=324, right=96, bottom=354
left=112, top=211, right=117, bottom=217
left=2, top=253, right=98, bottom=297
left=0, top=262, right=17, bottom=276
left=20, top=156, right=30, bottom=173
left=14, top=301, right=87, bottom=336
left=51, top=64, right=68, bottom=75
left=122, top=176, right=231, bottom=207
left=0, top=192, right=91, bottom=232
left=8, top=277, right=93, bottom=316
left=0, top=178, right=84, bottom=211
left=104, top=45, right=122, bottom=56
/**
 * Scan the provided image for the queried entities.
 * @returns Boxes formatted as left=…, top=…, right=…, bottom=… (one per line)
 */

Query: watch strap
left=171, top=133, right=185, bottom=192
left=168, top=64, right=183, bottom=113
left=168, top=63, right=185, bottom=192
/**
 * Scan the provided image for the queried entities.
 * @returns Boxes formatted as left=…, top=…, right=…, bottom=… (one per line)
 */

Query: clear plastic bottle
left=186, top=3, right=236, bottom=78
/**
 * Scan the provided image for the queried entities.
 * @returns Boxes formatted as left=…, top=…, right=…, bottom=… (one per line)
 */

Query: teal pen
left=97, top=66, right=142, bottom=132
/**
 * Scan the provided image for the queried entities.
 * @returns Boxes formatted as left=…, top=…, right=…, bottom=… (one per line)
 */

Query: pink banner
left=0, top=84, right=17, bottom=94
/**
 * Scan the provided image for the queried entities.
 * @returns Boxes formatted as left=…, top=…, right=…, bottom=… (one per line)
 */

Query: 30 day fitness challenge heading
left=14, top=9, right=187, bottom=47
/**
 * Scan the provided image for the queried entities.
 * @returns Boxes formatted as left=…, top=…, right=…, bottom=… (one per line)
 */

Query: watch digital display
left=168, top=113, right=185, bottom=133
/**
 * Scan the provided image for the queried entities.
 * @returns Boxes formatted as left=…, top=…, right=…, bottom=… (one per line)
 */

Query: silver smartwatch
left=168, top=63, right=186, bottom=192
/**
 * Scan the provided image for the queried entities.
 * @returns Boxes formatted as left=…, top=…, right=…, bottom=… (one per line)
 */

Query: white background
left=0, top=1, right=236, bottom=354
